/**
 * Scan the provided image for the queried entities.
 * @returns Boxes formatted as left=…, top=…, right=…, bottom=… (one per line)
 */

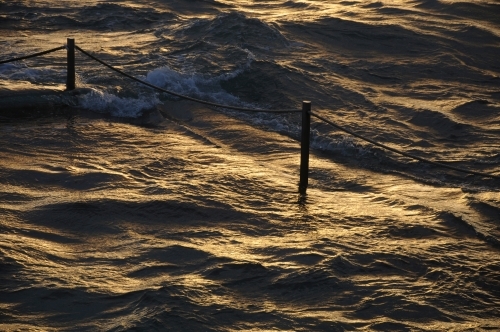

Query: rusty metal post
left=66, top=38, right=75, bottom=91
left=299, top=101, right=311, bottom=195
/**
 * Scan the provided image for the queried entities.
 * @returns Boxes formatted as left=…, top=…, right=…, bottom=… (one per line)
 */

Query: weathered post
left=66, top=38, right=75, bottom=91
left=299, top=100, right=311, bottom=195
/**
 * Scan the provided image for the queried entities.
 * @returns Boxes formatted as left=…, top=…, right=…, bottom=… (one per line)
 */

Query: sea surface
left=1, top=0, right=500, bottom=330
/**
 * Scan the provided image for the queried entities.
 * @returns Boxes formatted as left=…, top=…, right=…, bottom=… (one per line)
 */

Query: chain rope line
left=75, top=45, right=500, bottom=179
left=310, top=111, right=500, bottom=180
left=0, top=46, right=66, bottom=65
left=2, top=44, right=497, bottom=180
left=75, top=46, right=301, bottom=114
left=77, top=43, right=498, bottom=180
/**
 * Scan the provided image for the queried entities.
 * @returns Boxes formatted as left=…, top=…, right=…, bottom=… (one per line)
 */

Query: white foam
left=311, top=130, right=370, bottom=157
left=145, top=51, right=254, bottom=106
left=78, top=89, right=159, bottom=118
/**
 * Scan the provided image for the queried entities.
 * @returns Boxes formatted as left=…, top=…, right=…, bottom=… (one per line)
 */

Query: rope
left=75, top=45, right=301, bottom=113
left=7, top=44, right=492, bottom=180
left=311, top=111, right=500, bottom=180
left=0, top=46, right=66, bottom=65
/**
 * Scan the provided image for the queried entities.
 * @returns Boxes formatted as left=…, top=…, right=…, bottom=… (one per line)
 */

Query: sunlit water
left=1, top=0, right=499, bottom=330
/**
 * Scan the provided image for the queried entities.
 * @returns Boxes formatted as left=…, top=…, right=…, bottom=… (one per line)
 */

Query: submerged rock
left=0, top=81, right=86, bottom=119
left=157, top=100, right=194, bottom=122
left=0, top=82, right=167, bottom=126
left=133, top=107, right=165, bottom=127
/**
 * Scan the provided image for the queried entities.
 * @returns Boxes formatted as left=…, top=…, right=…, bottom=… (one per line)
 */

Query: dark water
left=1, top=1, right=500, bottom=330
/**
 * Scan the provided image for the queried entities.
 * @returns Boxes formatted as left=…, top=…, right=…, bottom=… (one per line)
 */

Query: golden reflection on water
left=1, top=105, right=499, bottom=330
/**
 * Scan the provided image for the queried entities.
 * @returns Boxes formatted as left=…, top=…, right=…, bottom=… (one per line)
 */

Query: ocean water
left=1, top=0, right=500, bottom=330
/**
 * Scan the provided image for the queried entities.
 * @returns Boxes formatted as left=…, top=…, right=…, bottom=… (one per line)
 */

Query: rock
left=0, top=81, right=87, bottom=118
left=157, top=101, right=194, bottom=122
left=138, top=108, right=165, bottom=126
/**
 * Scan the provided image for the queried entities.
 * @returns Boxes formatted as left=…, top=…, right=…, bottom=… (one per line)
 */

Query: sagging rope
left=0, top=46, right=65, bottom=65
left=75, top=45, right=301, bottom=114
left=75, top=45, right=499, bottom=180
left=311, top=111, right=500, bottom=180
left=8, top=43, right=493, bottom=180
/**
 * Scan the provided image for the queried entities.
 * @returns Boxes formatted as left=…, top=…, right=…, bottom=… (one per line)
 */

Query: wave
left=78, top=89, right=160, bottom=118
left=176, top=12, right=290, bottom=51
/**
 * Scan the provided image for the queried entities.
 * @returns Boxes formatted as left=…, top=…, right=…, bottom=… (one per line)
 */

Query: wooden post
left=299, top=101, right=311, bottom=195
left=66, top=38, right=75, bottom=91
